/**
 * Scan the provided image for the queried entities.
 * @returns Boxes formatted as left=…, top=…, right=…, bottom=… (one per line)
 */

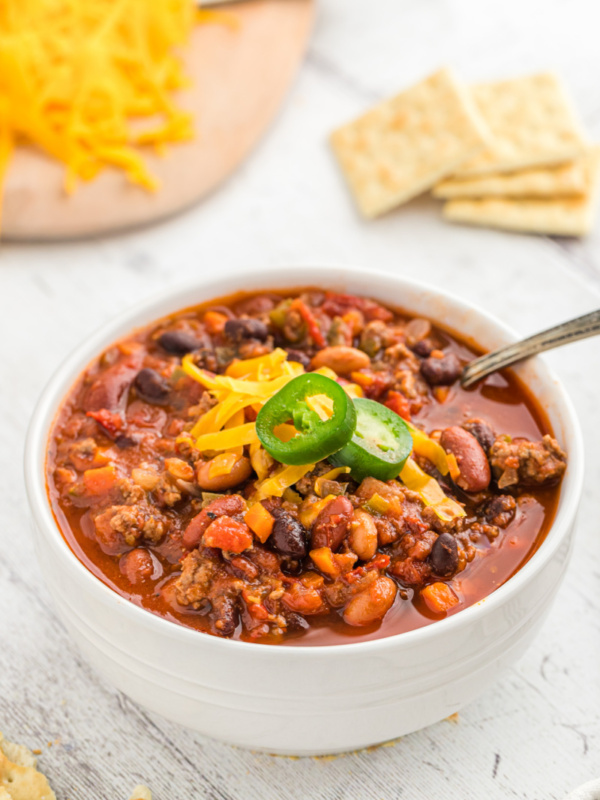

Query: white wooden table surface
left=2, top=1, right=600, bottom=797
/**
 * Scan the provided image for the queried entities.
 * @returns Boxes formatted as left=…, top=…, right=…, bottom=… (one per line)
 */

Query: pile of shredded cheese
left=0, top=0, right=224, bottom=219
left=180, top=348, right=465, bottom=520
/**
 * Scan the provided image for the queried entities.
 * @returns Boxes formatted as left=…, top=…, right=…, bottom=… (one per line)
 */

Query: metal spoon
left=461, top=308, right=600, bottom=388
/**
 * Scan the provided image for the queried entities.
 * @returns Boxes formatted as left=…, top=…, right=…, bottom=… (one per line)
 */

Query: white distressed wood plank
left=2, top=0, right=600, bottom=797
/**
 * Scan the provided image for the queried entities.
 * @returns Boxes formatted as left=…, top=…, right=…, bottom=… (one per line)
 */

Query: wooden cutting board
left=2, top=0, right=314, bottom=241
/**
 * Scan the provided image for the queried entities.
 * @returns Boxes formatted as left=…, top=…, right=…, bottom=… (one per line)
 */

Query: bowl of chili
left=24, top=265, right=584, bottom=755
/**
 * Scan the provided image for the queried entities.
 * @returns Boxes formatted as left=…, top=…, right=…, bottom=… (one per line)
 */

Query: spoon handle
left=461, top=308, right=600, bottom=388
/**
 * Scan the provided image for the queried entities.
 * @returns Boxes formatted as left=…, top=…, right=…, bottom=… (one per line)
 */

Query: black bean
left=224, top=317, right=269, bottom=342
left=286, top=611, right=310, bottom=632
left=115, top=434, right=139, bottom=449
left=412, top=338, right=435, bottom=357
left=268, top=508, right=308, bottom=558
left=284, top=348, right=311, bottom=369
left=280, top=557, right=303, bottom=576
left=429, top=533, right=459, bottom=576
left=158, top=330, right=201, bottom=355
left=134, top=368, right=171, bottom=405
left=420, top=352, right=462, bottom=386
left=485, top=495, right=516, bottom=528
left=463, top=418, right=496, bottom=453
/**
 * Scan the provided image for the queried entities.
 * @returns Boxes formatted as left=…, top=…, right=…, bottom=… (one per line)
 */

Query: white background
left=2, top=0, right=600, bottom=797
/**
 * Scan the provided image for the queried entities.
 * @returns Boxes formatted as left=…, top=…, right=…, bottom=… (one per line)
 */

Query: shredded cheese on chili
left=181, top=347, right=464, bottom=517
left=0, top=0, right=227, bottom=213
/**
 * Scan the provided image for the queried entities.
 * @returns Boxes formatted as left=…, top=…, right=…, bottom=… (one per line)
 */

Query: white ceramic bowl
left=24, top=266, right=584, bottom=756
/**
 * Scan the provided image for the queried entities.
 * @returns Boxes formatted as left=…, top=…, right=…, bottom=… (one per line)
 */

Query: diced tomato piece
left=86, top=409, right=124, bottom=438
left=384, top=390, right=412, bottom=421
left=203, top=516, right=253, bottom=553
left=350, top=370, right=392, bottom=399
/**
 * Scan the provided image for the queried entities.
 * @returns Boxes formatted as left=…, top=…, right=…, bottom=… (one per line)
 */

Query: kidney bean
left=343, top=576, right=397, bottom=626
left=83, top=351, right=143, bottom=412
left=429, top=533, right=459, bottom=576
left=311, top=496, right=353, bottom=551
left=463, top=418, right=496, bottom=453
left=268, top=508, right=308, bottom=558
left=440, top=426, right=491, bottom=492
left=224, top=317, right=269, bottom=342
left=158, top=330, right=201, bottom=355
left=195, top=455, right=252, bottom=492
left=120, top=548, right=156, bottom=584
left=212, top=595, right=240, bottom=637
left=348, top=509, right=378, bottom=561
left=420, top=352, right=461, bottom=385
left=134, top=368, right=170, bottom=405
left=310, top=346, right=370, bottom=375
left=183, top=494, right=246, bottom=550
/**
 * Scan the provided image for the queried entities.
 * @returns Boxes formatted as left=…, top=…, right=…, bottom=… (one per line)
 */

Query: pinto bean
left=343, top=576, right=397, bottom=626
left=429, top=533, right=459, bottom=576
left=440, top=426, right=491, bottom=492
left=234, top=295, right=276, bottom=316
left=134, top=368, right=171, bottom=405
left=463, top=418, right=496, bottom=453
left=348, top=509, right=378, bottom=561
left=269, top=508, right=308, bottom=558
left=405, top=318, right=431, bottom=347
left=158, top=330, right=201, bottom=355
left=183, top=494, right=246, bottom=550
left=310, top=346, right=371, bottom=375
left=311, top=496, right=354, bottom=551
left=195, top=456, right=252, bottom=492
left=120, top=548, right=156, bottom=584
left=420, top=352, right=461, bottom=386
left=224, top=317, right=269, bottom=342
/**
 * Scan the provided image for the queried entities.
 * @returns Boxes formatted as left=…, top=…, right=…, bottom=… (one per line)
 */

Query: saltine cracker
left=330, top=68, right=490, bottom=218
left=433, top=159, right=588, bottom=199
left=454, top=73, right=586, bottom=178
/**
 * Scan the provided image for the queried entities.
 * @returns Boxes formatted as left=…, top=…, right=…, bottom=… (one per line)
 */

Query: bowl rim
left=24, top=264, right=585, bottom=657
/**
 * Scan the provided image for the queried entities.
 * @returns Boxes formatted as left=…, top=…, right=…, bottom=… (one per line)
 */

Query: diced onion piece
left=364, top=492, right=390, bottom=515
left=314, top=466, right=351, bottom=497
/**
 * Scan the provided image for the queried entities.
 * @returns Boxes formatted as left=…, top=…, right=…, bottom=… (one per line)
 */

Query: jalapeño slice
left=329, top=397, right=413, bottom=481
left=256, top=373, right=356, bottom=465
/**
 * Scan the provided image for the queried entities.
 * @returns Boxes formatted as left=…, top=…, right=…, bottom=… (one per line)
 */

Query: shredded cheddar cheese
left=0, top=0, right=229, bottom=217
left=399, top=458, right=465, bottom=521
left=182, top=349, right=313, bottom=498
left=181, top=347, right=463, bottom=518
